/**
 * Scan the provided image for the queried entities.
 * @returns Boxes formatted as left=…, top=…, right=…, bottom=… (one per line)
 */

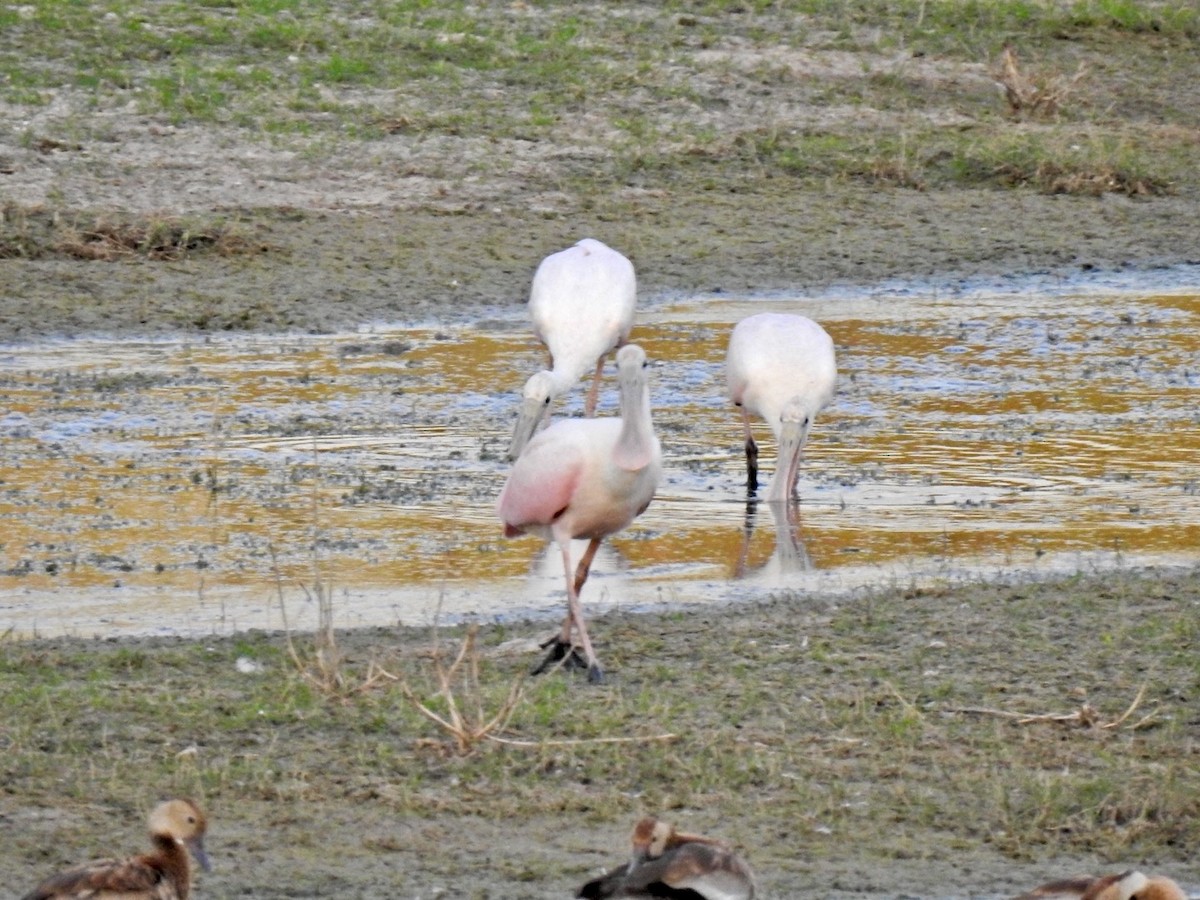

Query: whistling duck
left=578, top=815, right=756, bottom=900
left=21, top=798, right=211, bottom=900
left=1013, top=870, right=1186, bottom=900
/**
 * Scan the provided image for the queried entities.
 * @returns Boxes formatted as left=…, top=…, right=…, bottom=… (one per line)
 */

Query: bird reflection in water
left=733, top=499, right=812, bottom=583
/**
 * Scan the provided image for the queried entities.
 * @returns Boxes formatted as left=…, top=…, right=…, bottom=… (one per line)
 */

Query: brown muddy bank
left=3, top=184, right=1199, bottom=343
left=4, top=567, right=1200, bottom=899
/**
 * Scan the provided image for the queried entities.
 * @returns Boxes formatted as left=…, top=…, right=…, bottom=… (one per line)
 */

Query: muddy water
left=2, top=284, right=1198, bottom=637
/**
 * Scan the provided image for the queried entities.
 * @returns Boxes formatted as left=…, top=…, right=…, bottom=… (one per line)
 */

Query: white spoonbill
left=507, top=238, right=637, bottom=460
left=725, top=313, right=836, bottom=502
left=497, top=343, right=661, bottom=684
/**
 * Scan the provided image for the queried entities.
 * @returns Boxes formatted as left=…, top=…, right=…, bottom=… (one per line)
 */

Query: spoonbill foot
left=586, top=662, right=605, bottom=685
left=532, top=636, right=589, bottom=676
left=532, top=637, right=606, bottom=683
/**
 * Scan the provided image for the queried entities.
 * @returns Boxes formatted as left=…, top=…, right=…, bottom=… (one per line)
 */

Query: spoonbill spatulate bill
left=507, top=238, right=637, bottom=460
left=725, top=312, right=836, bottom=502
left=497, top=344, right=661, bottom=684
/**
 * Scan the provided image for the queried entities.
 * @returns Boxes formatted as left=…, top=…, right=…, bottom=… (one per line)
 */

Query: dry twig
left=399, top=623, right=527, bottom=755
left=948, top=684, right=1157, bottom=730
left=487, top=733, right=678, bottom=749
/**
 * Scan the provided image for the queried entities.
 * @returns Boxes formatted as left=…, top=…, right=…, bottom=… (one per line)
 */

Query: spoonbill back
left=507, top=238, right=637, bottom=459
left=21, top=798, right=211, bottom=900
left=577, top=816, right=757, bottom=900
left=497, top=343, right=661, bottom=684
left=725, top=312, right=836, bottom=502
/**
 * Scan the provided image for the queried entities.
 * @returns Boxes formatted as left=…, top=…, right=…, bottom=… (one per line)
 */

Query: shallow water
left=2, top=281, right=1198, bottom=637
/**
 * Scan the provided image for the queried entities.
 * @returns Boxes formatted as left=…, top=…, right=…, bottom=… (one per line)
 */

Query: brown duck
left=1013, top=870, right=1186, bottom=900
left=578, top=815, right=756, bottom=900
left=22, top=798, right=211, bottom=900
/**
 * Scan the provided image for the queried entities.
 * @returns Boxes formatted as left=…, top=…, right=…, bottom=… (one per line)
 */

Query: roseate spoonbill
left=497, top=343, right=661, bottom=684
left=1012, top=872, right=1185, bottom=900
left=578, top=816, right=757, bottom=900
left=725, top=312, right=836, bottom=502
left=507, top=238, right=637, bottom=460
left=21, top=799, right=211, bottom=900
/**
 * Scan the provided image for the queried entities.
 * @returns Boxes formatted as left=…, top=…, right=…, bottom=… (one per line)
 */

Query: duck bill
left=506, top=397, right=546, bottom=460
left=188, top=835, right=213, bottom=872
left=765, top=420, right=807, bottom=503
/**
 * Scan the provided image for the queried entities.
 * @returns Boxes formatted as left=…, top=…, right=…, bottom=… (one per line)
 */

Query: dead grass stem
left=0, top=204, right=264, bottom=260
left=949, top=683, right=1157, bottom=730
left=995, top=43, right=1088, bottom=121
left=399, top=622, right=527, bottom=755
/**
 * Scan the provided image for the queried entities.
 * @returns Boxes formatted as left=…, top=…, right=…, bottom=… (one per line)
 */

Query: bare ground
left=4, top=568, right=1200, bottom=899
left=2, top=69, right=1199, bottom=342
left=2, top=7, right=1200, bottom=898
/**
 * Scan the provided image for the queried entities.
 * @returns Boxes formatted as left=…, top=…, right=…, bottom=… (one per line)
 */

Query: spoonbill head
left=507, top=238, right=637, bottom=459
left=497, top=343, right=661, bottom=683
left=725, top=312, right=836, bottom=502
left=508, top=371, right=556, bottom=461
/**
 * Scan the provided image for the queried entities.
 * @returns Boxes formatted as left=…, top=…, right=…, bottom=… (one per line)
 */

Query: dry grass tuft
left=397, top=620, right=677, bottom=756
left=997, top=159, right=1169, bottom=196
left=0, top=204, right=267, bottom=260
left=273, top=548, right=352, bottom=696
left=54, top=218, right=261, bottom=260
left=950, top=683, right=1159, bottom=731
left=995, top=43, right=1088, bottom=121
left=400, top=622, right=527, bottom=755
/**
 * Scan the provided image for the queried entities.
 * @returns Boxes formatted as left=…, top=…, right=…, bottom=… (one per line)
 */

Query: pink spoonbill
left=507, top=238, right=637, bottom=460
left=725, top=312, right=836, bottom=502
left=497, top=343, right=661, bottom=683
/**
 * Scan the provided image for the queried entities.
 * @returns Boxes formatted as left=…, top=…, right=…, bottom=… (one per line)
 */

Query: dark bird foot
left=532, top=637, right=590, bottom=676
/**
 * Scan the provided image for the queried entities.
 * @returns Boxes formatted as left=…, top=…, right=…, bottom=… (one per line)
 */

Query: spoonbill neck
left=765, top=417, right=808, bottom=503
left=542, top=366, right=581, bottom=399
left=612, top=350, right=656, bottom=472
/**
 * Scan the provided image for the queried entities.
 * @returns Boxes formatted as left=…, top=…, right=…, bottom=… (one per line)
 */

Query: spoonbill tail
left=577, top=816, right=757, bottom=900
left=21, top=798, right=211, bottom=900
left=1012, top=871, right=1185, bottom=900
left=507, top=238, right=637, bottom=459
left=725, top=312, right=836, bottom=502
left=497, top=343, right=661, bottom=684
